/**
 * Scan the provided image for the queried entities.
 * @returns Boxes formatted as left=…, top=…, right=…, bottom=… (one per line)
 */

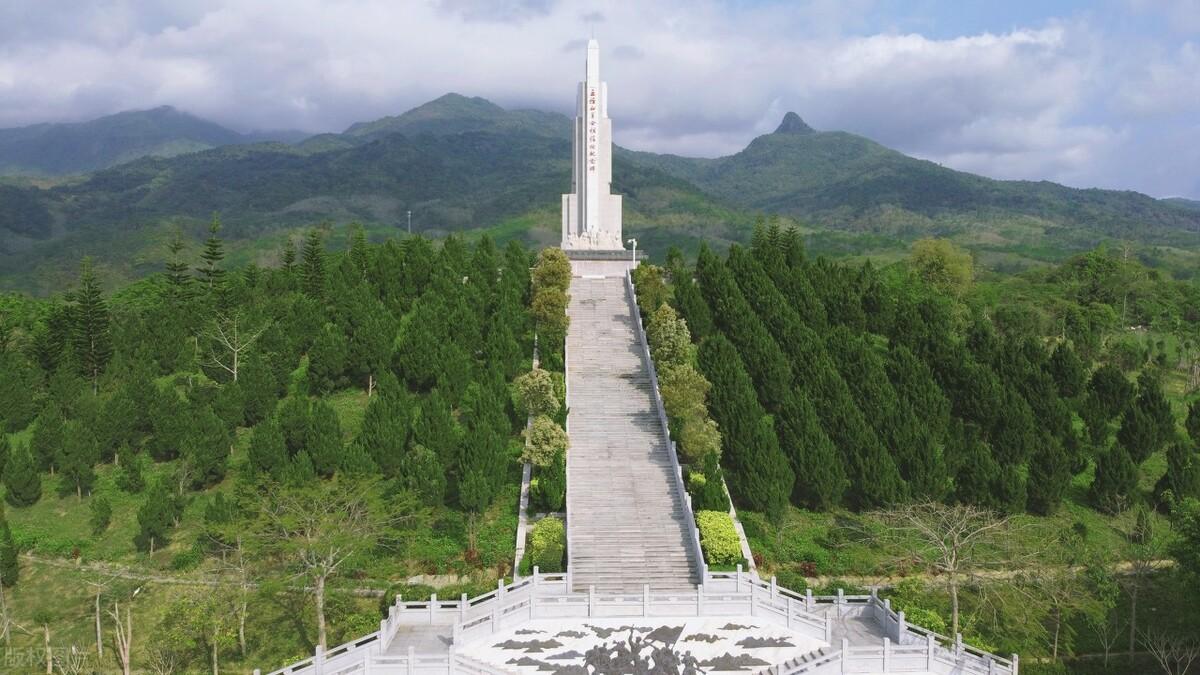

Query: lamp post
left=627, top=238, right=637, bottom=264
left=407, top=210, right=412, bottom=234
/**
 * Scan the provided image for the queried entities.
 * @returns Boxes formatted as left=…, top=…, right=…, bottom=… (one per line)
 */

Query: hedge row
left=696, top=510, right=741, bottom=567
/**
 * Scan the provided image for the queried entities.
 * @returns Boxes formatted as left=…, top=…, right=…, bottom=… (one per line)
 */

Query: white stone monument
left=561, top=39, right=624, bottom=253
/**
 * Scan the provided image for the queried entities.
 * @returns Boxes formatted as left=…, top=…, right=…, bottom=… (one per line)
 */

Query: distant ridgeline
left=1, top=94, right=1199, bottom=292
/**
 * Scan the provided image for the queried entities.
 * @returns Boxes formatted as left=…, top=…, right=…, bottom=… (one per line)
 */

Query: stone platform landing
left=565, top=276, right=700, bottom=593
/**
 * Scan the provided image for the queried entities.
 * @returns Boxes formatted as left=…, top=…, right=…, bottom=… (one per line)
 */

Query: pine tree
left=1027, top=432, right=1072, bottom=515
left=164, top=231, right=193, bottom=298
left=533, top=447, right=566, bottom=512
left=247, top=419, right=288, bottom=478
left=697, top=335, right=792, bottom=520
left=238, top=354, right=278, bottom=425
left=0, top=435, right=8, bottom=485
left=306, top=400, right=342, bottom=477
left=775, top=392, right=845, bottom=509
left=277, top=395, right=311, bottom=457
left=349, top=225, right=370, bottom=278
left=282, top=450, right=316, bottom=486
left=57, top=420, right=97, bottom=498
left=29, top=402, right=64, bottom=473
left=337, top=443, right=378, bottom=476
left=695, top=246, right=792, bottom=410
left=344, top=289, right=394, bottom=394
left=1087, top=363, right=1134, bottom=420
left=181, top=406, right=231, bottom=489
left=412, top=388, right=460, bottom=474
left=356, top=390, right=410, bottom=477
left=115, top=452, right=146, bottom=493
left=90, top=494, right=112, bottom=535
left=135, top=480, right=174, bottom=552
left=1047, top=342, right=1085, bottom=398
left=197, top=214, right=226, bottom=290
left=307, top=326, right=348, bottom=394
left=1188, top=400, right=1200, bottom=445
left=301, top=228, right=327, bottom=300
left=1154, top=441, right=1200, bottom=508
left=0, top=516, right=17, bottom=587
left=148, top=385, right=188, bottom=461
left=4, top=444, right=41, bottom=507
left=1117, top=372, right=1176, bottom=464
left=400, top=444, right=446, bottom=507
left=1090, top=444, right=1139, bottom=514
left=281, top=237, right=297, bottom=274
left=70, top=258, right=112, bottom=392
left=671, top=276, right=715, bottom=341
left=947, top=421, right=1001, bottom=509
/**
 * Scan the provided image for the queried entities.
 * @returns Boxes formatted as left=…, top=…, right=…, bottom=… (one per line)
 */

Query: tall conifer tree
left=70, top=258, right=112, bottom=392
left=301, top=228, right=327, bottom=300
left=4, top=444, right=41, bottom=507
left=197, top=214, right=226, bottom=290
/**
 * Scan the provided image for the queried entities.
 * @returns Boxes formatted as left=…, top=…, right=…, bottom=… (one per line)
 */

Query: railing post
left=696, top=584, right=703, bottom=616
left=956, top=633, right=964, bottom=659
left=498, top=578, right=505, bottom=601
left=643, top=585, right=650, bottom=617
left=786, top=596, right=793, bottom=629
left=897, top=610, right=906, bottom=642
left=750, top=584, right=758, bottom=617
left=254, top=670, right=261, bottom=675
left=840, top=639, right=849, bottom=674
left=883, top=637, right=890, bottom=672
left=837, top=589, right=844, bottom=618
left=588, top=585, right=596, bottom=617
left=987, top=656, right=995, bottom=675
left=533, top=566, right=540, bottom=588
left=379, top=618, right=389, bottom=650
left=806, top=588, right=813, bottom=613
left=406, top=645, right=415, bottom=675
left=926, top=633, right=934, bottom=669
left=460, top=594, right=468, bottom=623
left=883, top=598, right=891, bottom=628
left=314, top=645, right=325, bottom=675
left=825, top=616, right=832, bottom=642
left=770, top=575, right=777, bottom=598
left=736, top=564, right=743, bottom=592
left=429, top=593, right=437, bottom=624
left=1012, top=653, right=1019, bottom=675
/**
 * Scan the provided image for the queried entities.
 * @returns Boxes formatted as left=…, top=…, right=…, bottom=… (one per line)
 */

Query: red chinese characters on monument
left=587, top=88, right=598, bottom=172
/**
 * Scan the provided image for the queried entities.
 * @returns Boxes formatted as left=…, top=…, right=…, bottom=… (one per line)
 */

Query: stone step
left=565, top=275, right=699, bottom=592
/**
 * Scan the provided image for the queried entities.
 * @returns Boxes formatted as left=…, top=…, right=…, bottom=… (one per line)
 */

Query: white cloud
left=0, top=0, right=1196, bottom=197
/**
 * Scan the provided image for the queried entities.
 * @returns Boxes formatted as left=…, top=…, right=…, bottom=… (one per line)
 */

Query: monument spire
left=562, top=39, right=623, bottom=253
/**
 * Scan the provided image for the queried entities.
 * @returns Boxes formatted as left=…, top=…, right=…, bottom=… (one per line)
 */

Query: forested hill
left=1, top=95, right=1199, bottom=293
left=0, top=106, right=301, bottom=177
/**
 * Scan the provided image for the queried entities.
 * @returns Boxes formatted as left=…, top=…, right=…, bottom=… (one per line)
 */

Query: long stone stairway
left=565, top=274, right=700, bottom=593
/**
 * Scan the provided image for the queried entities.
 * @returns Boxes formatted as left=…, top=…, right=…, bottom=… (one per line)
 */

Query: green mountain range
left=1, top=93, right=1197, bottom=294
left=0, top=106, right=303, bottom=178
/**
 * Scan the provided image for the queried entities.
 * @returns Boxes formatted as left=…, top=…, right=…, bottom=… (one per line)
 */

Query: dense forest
left=0, top=225, right=576, bottom=672
left=1, top=217, right=1200, bottom=673
left=631, top=223, right=1200, bottom=672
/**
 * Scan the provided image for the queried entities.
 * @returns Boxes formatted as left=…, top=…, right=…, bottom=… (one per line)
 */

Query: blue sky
left=0, top=0, right=1197, bottom=198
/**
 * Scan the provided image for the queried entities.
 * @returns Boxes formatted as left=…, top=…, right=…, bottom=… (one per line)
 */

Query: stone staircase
left=565, top=275, right=700, bottom=593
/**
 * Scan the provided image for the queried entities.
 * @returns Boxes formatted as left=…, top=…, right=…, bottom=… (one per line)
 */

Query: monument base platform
left=564, top=249, right=644, bottom=278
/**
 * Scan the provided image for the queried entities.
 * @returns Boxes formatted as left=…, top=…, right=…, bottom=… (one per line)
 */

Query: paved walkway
left=565, top=275, right=699, bottom=593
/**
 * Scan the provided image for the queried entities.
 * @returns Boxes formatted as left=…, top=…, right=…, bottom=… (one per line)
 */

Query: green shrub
left=772, top=566, right=809, bottom=593
left=531, top=448, right=565, bottom=512
left=529, top=517, right=565, bottom=573
left=687, top=455, right=730, bottom=512
left=169, top=547, right=203, bottom=571
left=89, top=495, right=112, bottom=535
left=900, top=606, right=946, bottom=635
left=696, top=510, right=741, bottom=567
